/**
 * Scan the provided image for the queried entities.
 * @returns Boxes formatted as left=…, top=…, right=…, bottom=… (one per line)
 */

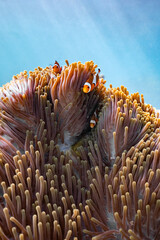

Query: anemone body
left=0, top=61, right=159, bottom=240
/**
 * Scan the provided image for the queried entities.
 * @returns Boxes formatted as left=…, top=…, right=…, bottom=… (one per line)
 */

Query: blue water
left=0, top=0, right=160, bottom=108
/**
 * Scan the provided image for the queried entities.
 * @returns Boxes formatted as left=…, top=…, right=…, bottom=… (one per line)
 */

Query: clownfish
left=83, top=69, right=101, bottom=93
left=53, top=61, right=62, bottom=74
left=90, top=110, right=98, bottom=128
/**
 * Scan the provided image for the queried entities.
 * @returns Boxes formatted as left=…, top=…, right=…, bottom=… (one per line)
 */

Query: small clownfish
left=83, top=69, right=101, bottom=93
left=53, top=61, right=62, bottom=74
left=90, top=110, right=98, bottom=128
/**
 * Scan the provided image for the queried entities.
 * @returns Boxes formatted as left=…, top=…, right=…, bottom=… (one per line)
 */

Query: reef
left=0, top=60, right=159, bottom=240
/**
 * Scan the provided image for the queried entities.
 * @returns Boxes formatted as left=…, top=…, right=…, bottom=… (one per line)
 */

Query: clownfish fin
left=54, top=60, right=59, bottom=66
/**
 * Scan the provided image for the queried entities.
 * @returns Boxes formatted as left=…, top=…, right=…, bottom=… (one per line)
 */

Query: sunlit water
left=0, top=0, right=160, bottom=108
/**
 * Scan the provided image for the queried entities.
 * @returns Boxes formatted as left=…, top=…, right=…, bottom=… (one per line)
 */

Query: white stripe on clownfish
left=92, top=74, right=97, bottom=86
left=84, top=82, right=92, bottom=91
left=90, top=119, right=96, bottom=124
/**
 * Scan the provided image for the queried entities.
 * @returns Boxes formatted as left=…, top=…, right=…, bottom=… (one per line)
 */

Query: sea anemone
left=0, top=60, right=159, bottom=240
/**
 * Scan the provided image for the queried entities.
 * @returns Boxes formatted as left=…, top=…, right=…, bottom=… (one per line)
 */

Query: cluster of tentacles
left=0, top=61, right=159, bottom=240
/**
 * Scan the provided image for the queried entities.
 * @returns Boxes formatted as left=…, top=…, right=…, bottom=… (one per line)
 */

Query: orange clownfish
left=53, top=61, right=62, bottom=74
left=90, top=110, right=98, bottom=128
left=83, top=69, right=100, bottom=93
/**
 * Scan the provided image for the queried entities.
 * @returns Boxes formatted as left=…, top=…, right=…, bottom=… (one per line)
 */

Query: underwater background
left=0, top=0, right=160, bottom=108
